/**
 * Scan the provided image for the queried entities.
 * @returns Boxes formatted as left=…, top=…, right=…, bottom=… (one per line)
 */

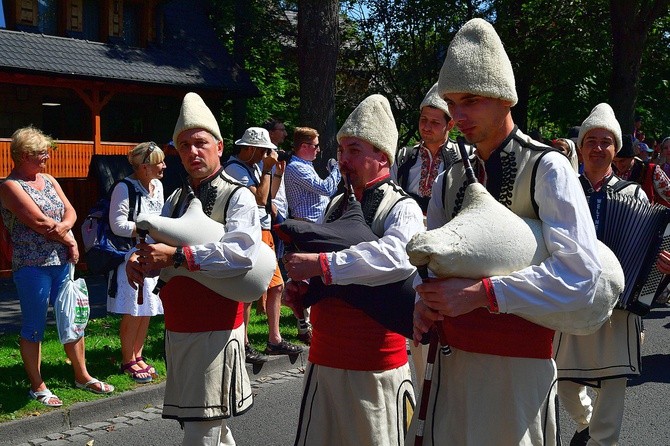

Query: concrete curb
left=0, top=349, right=308, bottom=446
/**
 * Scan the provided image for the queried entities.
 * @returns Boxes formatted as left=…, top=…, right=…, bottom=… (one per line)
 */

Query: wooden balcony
left=0, top=139, right=137, bottom=178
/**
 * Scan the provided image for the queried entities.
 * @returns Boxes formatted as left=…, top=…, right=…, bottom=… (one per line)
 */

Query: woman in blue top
left=0, top=126, right=114, bottom=407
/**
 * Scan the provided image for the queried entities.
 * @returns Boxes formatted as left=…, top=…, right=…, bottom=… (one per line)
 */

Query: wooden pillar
left=74, top=88, right=114, bottom=153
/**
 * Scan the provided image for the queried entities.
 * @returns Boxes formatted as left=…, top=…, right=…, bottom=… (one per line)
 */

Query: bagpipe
left=273, top=180, right=416, bottom=339
left=135, top=192, right=276, bottom=303
left=406, top=139, right=625, bottom=336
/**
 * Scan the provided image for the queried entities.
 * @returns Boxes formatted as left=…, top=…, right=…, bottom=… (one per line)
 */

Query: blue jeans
left=14, top=264, right=69, bottom=342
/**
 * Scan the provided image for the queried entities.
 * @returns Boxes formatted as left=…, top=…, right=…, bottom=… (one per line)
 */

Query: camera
left=277, top=149, right=293, bottom=163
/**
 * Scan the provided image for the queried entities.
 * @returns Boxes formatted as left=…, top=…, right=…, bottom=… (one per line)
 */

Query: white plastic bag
left=55, top=264, right=90, bottom=344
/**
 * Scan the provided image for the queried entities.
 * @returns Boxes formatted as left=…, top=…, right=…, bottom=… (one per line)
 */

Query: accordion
left=589, top=191, right=670, bottom=316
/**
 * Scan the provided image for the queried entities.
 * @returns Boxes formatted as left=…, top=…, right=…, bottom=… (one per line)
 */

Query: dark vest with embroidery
left=324, top=179, right=410, bottom=237
left=439, top=127, right=558, bottom=359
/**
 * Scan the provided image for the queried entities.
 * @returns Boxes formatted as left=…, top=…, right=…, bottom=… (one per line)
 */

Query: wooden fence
left=0, top=139, right=136, bottom=178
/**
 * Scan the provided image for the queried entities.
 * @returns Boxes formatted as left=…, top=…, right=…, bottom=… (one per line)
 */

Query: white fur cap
left=420, top=82, right=450, bottom=117
left=173, top=92, right=223, bottom=144
left=438, top=18, right=518, bottom=106
left=577, top=103, right=622, bottom=152
left=336, top=94, right=398, bottom=166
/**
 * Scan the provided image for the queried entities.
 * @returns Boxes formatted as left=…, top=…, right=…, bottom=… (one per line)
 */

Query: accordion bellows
left=406, top=182, right=624, bottom=335
left=136, top=198, right=275, bottom=302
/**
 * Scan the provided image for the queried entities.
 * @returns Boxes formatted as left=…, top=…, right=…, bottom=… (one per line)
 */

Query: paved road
left=2, top=270, right=668, bottom=446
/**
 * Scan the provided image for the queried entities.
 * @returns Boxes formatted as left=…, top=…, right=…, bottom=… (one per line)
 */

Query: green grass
left=0, top=303, right=300, bottom=423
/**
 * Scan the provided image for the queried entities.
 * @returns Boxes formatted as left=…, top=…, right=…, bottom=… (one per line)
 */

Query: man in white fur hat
left=391, top=82, right=461, bottom=214
left=408, top=18, right=602, bottom=445
left=224, top=127, right=303, bottom=363
left=127, top=92, right=261, bottom=446
left=391, top=83, right=469, bottom=384
left=554, top=104, right=647, bottom=446
left=283, top=94, right=424, bottom=445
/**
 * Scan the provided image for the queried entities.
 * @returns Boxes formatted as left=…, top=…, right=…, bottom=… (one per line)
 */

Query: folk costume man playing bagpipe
left=126, top=93, right=261, bottom=446
left=407, top=19, right=602, bottom=445
left=283, top=94, right=425, bottom=446
left=554, top=106, right=647, bottom=446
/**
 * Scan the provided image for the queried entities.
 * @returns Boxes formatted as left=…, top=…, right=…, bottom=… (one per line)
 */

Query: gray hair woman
left=0, top=126, right=114, bottom=407
left=107, top=142, right=166, bottom=383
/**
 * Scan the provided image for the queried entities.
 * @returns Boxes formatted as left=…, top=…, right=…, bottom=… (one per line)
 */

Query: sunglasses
left=142, top=142, right=159, bottom=164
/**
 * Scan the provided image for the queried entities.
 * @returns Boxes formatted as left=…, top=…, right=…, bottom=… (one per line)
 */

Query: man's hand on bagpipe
left=283, top=252, right=321, bottom=281
left=416, top=277, right=488, bottom=318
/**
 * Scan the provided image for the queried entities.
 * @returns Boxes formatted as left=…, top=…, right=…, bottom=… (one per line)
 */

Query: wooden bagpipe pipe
left=588, top=188, right=670, bottom=316
left=273, top=178, right=416, bottom=339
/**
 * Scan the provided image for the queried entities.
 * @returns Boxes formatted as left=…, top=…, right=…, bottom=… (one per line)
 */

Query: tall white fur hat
left=577, top=103, right=623, bottom=152
left=336, top=94, right=398, bottom=166
left=420, top=82, right=450, bottom=117
left=173, top=92, right=223, bottom=143
left=438, top=18, right=518, bottom=106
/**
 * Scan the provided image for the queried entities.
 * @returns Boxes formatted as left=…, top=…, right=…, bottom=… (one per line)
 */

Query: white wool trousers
left=558, top=378, right=627, bottom=446
left=182, top=419, right=235, bottom=446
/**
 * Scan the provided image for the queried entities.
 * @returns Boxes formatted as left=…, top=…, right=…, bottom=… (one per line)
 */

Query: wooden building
left=0, top=0, right=257, bottom=274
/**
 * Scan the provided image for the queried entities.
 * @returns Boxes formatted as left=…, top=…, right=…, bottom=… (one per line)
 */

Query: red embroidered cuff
left=482, top=278, right=499, bottom=313
left=319, top=252, right=332, bottom=285
left=183, top=246, right=200, bottom=271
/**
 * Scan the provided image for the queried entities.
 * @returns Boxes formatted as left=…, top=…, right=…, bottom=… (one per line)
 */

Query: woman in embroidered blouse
left=107, top=142, right=166, bottom=383
left=0, top=126, right=113, bottom=407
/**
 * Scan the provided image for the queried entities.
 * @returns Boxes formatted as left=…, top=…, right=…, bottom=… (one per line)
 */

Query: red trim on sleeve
left=183, top=246, right=200, bottom=271
left=319, top=252, right=332, bottom=285
left=482, top=278, right=499, bottom=313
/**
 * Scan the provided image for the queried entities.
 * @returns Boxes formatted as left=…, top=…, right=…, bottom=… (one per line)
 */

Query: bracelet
left=263, top=171, right=272, bottom=176
left=482, top=278, right=499, bottom=313
left=273, top=174, right=283, bottom=179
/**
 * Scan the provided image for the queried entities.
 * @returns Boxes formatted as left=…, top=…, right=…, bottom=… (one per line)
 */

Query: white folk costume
left=160, top=168, right=260, bottom=422
left=294, top=95, right=425, bottom=446
left=405, top=19, right=601, bottom=446
left=157, top=94, right=262, bottom=446
left=391, top=83, right=466, bottom=215
left=555, top=104, right=645, bottom=446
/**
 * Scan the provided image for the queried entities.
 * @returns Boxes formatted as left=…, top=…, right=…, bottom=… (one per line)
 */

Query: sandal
left=135, top=356, right=158, bottom=378
left=29, top=388, right=63, bottom=407
left=121, top=361, right=152, bottom=383
left=75, top=378, right=115, bottom=394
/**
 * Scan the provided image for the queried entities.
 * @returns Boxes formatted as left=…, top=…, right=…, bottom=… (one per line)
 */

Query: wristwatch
left=173, top=246, right=186, bottom=268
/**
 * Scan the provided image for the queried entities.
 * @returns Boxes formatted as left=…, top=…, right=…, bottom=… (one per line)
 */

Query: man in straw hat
left=284, top=94, right=424, bottom=445
left=555, top=107, right=647, bottom=446
left=224, top=127, right=303, bottom=363
left=408, top=18, right=601, bottom=445
left=127, top=92, right=262, bottom=446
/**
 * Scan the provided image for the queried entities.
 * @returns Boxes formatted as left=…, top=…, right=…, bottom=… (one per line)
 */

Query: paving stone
left=27, top=439, right=48, bottom=445
left=126, top=418, right=145, bottom=426
left=40, top=441, right=70, bottom=446
left=137, top=412, right=161, bottom=421
left=45, top=434, right=65, bottom=441
left=124, top=411, right=145, bottom=418
left=64, top=434, right=92, bottom=443
left=82, top=421, right=111, bottom=431
left=62, top=427, right=87, bottom=436
left=107, top=416, right=129, bottom=423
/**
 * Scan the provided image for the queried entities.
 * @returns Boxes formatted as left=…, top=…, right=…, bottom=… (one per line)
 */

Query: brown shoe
left=297, top=327, right=312, bottom=345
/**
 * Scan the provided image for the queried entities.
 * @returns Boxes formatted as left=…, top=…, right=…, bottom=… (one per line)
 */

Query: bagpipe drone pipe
left=273, top=181, right=416, bottom=339
left=588, top=189, right=670, bottom=316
